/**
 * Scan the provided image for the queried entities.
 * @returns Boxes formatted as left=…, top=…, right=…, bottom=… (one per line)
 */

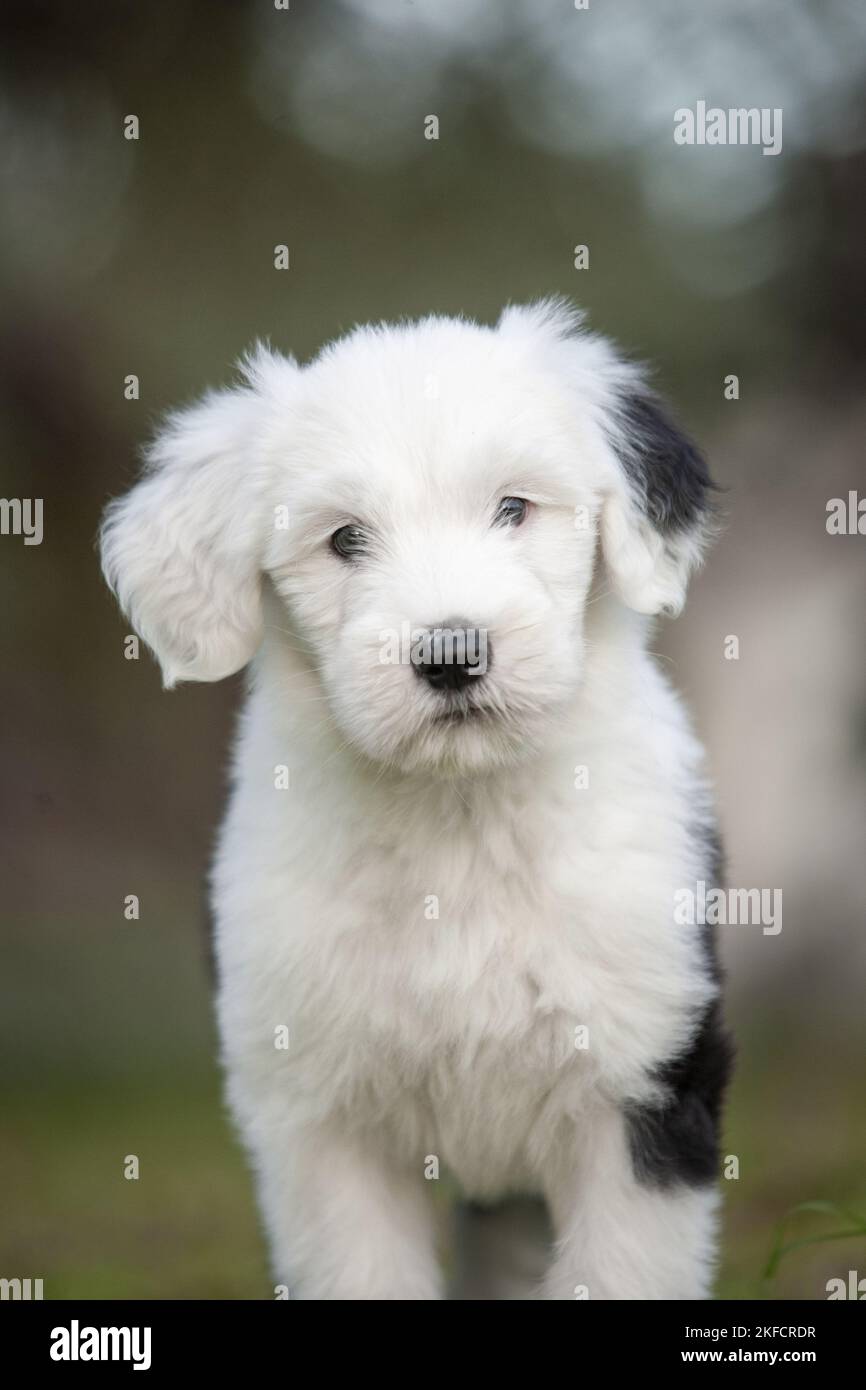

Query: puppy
left=101, top=301, right=732, bottom=1300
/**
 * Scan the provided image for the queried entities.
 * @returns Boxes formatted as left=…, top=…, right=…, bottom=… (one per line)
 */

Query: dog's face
left=101, top=302, right=712, bottom=773
left=261, top=319, right=605, bottom=773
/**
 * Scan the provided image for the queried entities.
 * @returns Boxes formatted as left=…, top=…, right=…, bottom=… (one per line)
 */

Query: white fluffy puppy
left=101, top=301, right=732, bottom=1300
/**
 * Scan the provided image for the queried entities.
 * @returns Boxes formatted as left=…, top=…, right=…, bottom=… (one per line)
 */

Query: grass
left=1, top=1027, right=863, bottom=1299
left=0, top=1077, right=268, bottom=1299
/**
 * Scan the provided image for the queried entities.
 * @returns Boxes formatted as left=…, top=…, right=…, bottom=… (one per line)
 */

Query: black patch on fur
left=625, top=821, right=735, bottom=1188
left=614, top=390, right=715, bottom=534
left=626, top=1001, right=734, bottom=1188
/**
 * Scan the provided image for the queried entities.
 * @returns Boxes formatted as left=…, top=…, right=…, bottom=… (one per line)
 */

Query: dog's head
left=101, top=302, right=714, bottom=773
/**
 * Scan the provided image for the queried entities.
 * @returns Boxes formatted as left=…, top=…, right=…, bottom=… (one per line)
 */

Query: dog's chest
left=288, top=801, right=666, bottom=1131
left=335, top=793, right=585, bottom=1058
left=219, top=745, right=710, bottom=1192
left=325, top=889, right=597, bottom=1191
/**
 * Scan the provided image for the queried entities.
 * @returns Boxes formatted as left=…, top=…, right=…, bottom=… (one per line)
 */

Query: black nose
left=412, top=621, right=490, bottom=693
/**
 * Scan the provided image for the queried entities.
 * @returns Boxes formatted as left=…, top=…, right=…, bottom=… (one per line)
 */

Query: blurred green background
left=1, top=0, right=864, bottom=1299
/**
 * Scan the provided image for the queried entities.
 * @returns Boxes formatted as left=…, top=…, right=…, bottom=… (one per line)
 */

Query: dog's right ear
left=100, top=374, right=272, bottom=688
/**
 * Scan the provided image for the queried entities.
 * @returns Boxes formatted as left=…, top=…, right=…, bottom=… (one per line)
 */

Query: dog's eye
left=330, top=523, right=370, bottom=560
left=493, top=497, right=529, bottom=528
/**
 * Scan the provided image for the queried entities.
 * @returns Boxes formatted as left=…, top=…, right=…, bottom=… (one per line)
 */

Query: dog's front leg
left=539, top=1105, right=720, bottom=1300
left=250, top=1120, right=444, bottom=1300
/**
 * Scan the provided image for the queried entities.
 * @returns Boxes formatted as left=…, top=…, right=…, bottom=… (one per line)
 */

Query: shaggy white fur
left=101, top=301, right=724, bottom=1300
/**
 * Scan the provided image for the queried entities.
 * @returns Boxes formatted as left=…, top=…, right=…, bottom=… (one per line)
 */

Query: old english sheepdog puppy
left=101, top=301, right=733, bottom=1300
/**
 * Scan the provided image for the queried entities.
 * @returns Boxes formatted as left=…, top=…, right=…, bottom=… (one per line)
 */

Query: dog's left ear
left=600, top=387, right=715, bottom=617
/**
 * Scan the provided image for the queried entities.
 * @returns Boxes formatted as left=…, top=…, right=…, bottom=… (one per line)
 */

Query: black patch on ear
left=625, top=820, right=735, bottom=1188
left=615, top=390, right=714, bottom=534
